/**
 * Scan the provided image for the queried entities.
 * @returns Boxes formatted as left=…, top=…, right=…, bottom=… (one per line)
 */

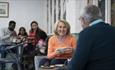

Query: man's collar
left=89, top=19, right=103, bottom=26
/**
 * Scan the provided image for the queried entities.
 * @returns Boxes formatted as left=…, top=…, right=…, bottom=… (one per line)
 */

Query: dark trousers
left=0, top=45, right=7, bottom=70
left=39, top=58, right=67, bottom=67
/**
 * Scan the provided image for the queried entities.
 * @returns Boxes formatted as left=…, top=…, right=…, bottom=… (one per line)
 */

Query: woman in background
left=24, top=21, right=47, bottom=70
left=18, top=27, right=28, bottom=43
left=27, top=21, right=47, bottom=54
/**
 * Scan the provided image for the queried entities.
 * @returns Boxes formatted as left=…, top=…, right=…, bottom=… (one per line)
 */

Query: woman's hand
left=64, top=47, right=73, bottom=54
left=55, top=47, right=73, bottom=55
left=55, top=48, right=64, bottom=55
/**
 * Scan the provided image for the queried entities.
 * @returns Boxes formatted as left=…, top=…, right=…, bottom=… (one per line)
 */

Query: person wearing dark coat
left=68, top=5, right=115, bottom=70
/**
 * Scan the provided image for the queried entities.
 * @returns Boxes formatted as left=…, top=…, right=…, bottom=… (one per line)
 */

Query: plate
left=41, top=65, right=55, bottom=69
left=55, top=64, right=64, bottom=67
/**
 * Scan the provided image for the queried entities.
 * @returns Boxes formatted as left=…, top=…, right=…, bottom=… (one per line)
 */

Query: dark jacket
left=68, top=22, right=115, bottom=70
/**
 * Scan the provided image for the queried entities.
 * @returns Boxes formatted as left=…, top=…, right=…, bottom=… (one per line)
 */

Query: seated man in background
left=0, top=20, right=17, bottom=70
left=68, top=5, right=115, bottom=70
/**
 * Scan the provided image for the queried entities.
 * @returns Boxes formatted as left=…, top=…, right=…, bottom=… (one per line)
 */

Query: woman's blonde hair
left=54, top=20, right=71, bottom=35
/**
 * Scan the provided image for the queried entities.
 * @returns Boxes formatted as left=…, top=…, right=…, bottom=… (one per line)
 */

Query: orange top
left=47, top=34, right=77, bottom=59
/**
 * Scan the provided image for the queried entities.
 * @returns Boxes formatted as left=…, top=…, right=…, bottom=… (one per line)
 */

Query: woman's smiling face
left=57, top=22, right=67, bottom=36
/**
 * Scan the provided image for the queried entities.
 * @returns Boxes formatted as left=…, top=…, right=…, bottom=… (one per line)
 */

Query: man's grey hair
left=81, top=5, right=102, bottom=23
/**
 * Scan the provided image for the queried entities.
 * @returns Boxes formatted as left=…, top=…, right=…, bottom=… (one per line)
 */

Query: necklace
left=57, top=36, right=66, bottom=44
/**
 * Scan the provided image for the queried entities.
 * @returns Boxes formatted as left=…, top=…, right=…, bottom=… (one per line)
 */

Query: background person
left=27, top=21, right=47, bottom=55
left=0, top=20, right=17, bottom=45
left=23, top=21, right=47, bottom=70
left=17, top=27, right=28, bottom=43
left=0, top=20, right=17, bottom=70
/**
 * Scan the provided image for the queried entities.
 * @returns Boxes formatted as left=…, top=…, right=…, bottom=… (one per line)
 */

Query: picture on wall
left=0, top=2, right=9, bottom=18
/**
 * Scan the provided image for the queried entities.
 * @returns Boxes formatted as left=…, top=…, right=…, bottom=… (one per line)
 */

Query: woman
left=39, top=20, right=77, bottom=68
left=24, top=21, right=47, bottom=70
left=27, top=21, right=47, bottom=54
left=18, top=27, right=28, bottom=43
left=28, top=21, right=47, bottom=46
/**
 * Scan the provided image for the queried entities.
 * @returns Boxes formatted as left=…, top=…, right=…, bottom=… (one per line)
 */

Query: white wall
left=66, top=0, right=87, bottom=33
left=0, top=0, right=89, bottom=34
left=0, top=0, right=47, bottom=33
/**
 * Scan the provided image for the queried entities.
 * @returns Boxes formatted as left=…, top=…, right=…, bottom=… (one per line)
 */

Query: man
left=68, top=5, right=115, bottom=70
left=0, top=20, right=17, bottom=70
left=0, top=20, right=17, bottom=45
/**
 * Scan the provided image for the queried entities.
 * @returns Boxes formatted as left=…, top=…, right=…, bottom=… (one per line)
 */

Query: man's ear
left=81, top=17, right=90, bottom=29
left=82, top=17, right=85, bottom=24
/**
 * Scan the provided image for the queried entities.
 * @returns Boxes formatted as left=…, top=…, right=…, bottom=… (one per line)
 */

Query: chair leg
left=17, top=62, right=22, bottom=70
left=1, top=63, right=5, bottom=70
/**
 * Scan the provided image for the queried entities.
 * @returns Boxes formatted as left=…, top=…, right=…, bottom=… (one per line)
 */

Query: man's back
left=68, top=22, right=115, bottom=70
left=83, top=22, right=115, bottom=70
left=68, top=5, right=115, bottom=70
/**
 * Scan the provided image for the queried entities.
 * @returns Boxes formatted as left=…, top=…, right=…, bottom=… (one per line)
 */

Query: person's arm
left=68, top=31, right=92, bottom=70
left=71, top=36, right=77, bottom=53
left=47, top=47, right=57, bottom=59
left=12, top=31, right=17, bottom=37
left=0, top=28, right=10, bottom=40
left=64, top=36, right=77, bottom=54
left=0, top=34, right=10, bottom=40
left=47, top=36, right=62, bottom=59
left=47, top=37, right=57, bottom=59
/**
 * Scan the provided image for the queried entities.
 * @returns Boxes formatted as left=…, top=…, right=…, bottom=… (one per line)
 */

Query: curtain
left=47, top=0, right=66, bottom=34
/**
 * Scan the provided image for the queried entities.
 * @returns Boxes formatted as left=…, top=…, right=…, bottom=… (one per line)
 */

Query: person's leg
left=0, top=45, right=6, bottom=70
left=39, top=58, right=51, bottom=67
left=50, top=59, right=67, bottom=65
left=34, top=56, right=40, bottom=70
left=34, top=56, right=51, bottom=70
left=6, top=46, right=18, bottom=70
